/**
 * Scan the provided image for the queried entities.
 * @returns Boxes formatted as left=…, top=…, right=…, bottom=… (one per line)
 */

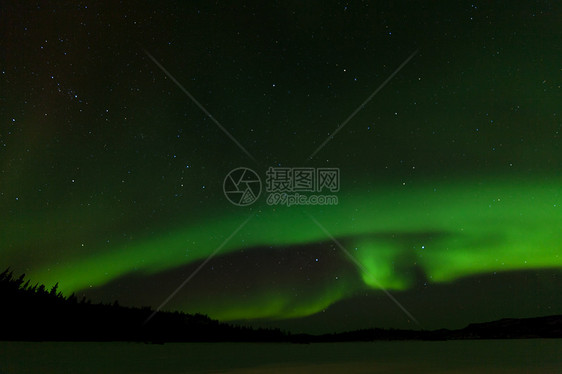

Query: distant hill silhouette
left=1, top=269, right=560, bottom=343
left=296, top=315, right=562, bottom=343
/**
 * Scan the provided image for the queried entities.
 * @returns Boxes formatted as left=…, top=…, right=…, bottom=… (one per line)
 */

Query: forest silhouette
left=1, top=268, right=560, bottom=343
left=0, top=268, right=287, bottom=343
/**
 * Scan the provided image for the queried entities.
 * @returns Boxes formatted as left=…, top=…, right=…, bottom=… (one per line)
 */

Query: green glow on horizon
left=8, top=176, right=562, bottom=320
left=182, top=277, right=353, bottom=322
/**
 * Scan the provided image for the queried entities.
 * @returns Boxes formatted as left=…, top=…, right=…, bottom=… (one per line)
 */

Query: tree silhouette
left=0, top=268, right=288, bottom=342
left=1, top=268, right=560, bottom=342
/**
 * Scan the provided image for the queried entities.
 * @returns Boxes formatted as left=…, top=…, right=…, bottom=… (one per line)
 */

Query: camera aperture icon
left=223, top=167, right=262, bottom=206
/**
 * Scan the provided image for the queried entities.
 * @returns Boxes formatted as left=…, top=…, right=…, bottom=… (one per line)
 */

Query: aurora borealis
left=1, top=1, right=561, bottom=332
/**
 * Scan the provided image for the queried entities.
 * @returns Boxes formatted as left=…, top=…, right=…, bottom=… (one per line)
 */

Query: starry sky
left=1, top=1, right=561, bottom=333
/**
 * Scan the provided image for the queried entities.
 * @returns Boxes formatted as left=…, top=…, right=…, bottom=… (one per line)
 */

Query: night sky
left=1, top=1, right=561, bottom=333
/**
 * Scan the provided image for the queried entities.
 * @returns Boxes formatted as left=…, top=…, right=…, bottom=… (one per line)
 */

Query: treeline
left=0, top=269, right=288, bottom=342
left=1, top=269, right=560, bottom=342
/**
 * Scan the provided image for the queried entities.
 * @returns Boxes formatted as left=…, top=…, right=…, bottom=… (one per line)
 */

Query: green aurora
left=1, top=1, right=561, bottom=329
left=3, top=175, right=559, bottom=321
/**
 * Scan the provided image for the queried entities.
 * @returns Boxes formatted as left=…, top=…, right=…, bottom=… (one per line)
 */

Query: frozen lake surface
left=1, top=339, right=561, bottom=373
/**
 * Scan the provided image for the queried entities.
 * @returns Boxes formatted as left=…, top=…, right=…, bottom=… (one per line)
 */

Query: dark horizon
left=2, top=268, right=561, bottom=343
